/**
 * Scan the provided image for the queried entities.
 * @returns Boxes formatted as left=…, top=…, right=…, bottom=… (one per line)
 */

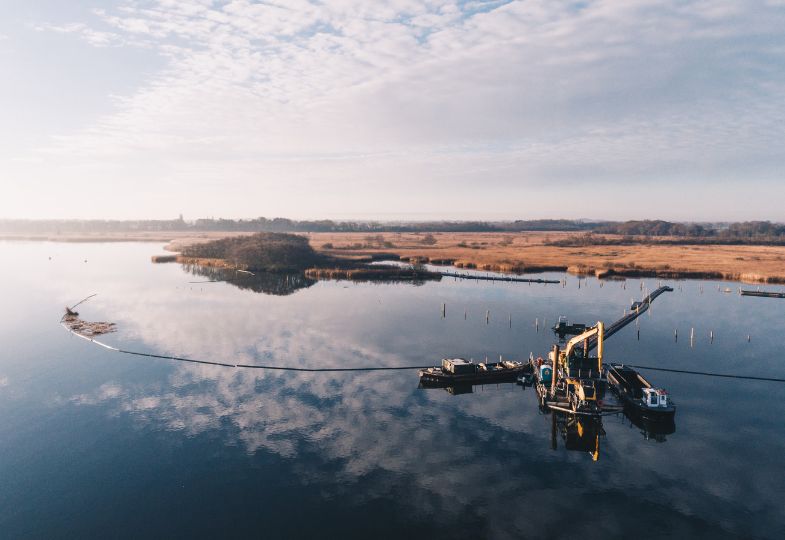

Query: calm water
left=1, top=241, right=784, bottom=539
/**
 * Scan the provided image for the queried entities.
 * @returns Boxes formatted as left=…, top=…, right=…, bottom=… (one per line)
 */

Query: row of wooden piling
left=440, top=302, right=752, bottom=344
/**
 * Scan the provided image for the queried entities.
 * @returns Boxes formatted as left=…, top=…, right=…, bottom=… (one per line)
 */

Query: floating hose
left=62, top=322, right=785, bottom=381
left=63, top=324, right=430, bottom=371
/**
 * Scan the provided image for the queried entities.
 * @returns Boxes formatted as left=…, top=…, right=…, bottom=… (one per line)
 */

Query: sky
left=1, top=0, right=784, bottom=221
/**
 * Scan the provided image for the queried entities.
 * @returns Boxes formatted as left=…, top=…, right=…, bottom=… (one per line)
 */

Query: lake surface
left=1, top=241, right=783, bottom=539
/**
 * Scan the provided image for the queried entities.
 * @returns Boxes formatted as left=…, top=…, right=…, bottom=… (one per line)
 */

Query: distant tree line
left=590, top=220, right=785, bottom=242
left=0, top=217, right=603, bottom=234
left=2, top=217, right=784, bottom=243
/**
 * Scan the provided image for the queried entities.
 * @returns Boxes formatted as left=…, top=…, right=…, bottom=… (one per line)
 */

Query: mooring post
left=536, top=317, right=539, bottom=332
left=710, top=330, right=714, bottom=344
left=690, top=327, right=695, bottom=347
left=486, top=310, right=490, bottom=325
left=674, top=329, right=678, bottom=342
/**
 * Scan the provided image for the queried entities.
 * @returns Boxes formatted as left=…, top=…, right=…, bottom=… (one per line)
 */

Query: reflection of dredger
left=551, top=413, right=603, bottom=462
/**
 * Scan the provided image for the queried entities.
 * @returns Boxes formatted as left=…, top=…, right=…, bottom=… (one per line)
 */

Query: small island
left=159, top=232, right=441, bottom=283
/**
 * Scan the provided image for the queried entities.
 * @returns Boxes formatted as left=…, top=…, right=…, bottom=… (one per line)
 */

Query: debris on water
left=63, top=306, right=116, bottom=337
left=63, top=312, right=116, bottom=337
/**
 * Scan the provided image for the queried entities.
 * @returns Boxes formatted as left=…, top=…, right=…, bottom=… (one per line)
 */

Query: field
left=306, top=231, right=785, bottom=283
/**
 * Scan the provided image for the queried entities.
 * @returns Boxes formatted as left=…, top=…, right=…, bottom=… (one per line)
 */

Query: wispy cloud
left=12, top=1, right=785, bottom=219
left=34, top=22, right=122, bottom=47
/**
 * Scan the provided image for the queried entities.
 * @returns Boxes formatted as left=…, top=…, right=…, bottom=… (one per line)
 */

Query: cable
left=625, top=364, right=785, bottom=383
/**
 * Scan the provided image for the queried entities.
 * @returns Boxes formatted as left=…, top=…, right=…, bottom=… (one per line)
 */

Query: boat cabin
left=441, top=358, right=476, bottom=375
left=642, top=388, right=668, bottom=408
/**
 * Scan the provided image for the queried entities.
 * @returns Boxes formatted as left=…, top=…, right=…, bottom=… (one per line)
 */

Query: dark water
left=1, top=241, right=784, bottom=539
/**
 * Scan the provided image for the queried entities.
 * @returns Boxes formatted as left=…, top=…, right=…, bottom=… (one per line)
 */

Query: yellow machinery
left=550, top=321, right=605, bottom=393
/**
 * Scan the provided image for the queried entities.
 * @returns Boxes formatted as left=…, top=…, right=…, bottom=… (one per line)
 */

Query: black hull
left=419, top=366, right=531, bottom=387
left=623, top=400, right=676, bottom=421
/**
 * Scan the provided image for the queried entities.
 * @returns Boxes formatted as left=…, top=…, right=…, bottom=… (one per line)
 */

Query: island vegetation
left=171, top=231, right=442, bottom=283
left=180, top=232, right=324, bottom=272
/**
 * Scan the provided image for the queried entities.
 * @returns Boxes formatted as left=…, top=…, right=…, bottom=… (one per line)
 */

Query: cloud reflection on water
left=60, top=251, right=785, bottom=538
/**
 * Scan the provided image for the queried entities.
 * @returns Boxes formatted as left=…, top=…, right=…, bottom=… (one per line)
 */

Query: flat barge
left=606, top=364, right=675, bottom=420
left=740, top=290, right=785, bottom=299
left=419, top=358, right=532, bottom=387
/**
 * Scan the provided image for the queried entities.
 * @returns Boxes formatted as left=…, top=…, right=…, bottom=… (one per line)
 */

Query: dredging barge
left=533, top=286, right=674, bottom=416
left=419, top=357, right=531, bottom=387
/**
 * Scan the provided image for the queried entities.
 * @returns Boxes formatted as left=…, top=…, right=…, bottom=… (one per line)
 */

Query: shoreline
left=6, top=231, right=785, bottom=284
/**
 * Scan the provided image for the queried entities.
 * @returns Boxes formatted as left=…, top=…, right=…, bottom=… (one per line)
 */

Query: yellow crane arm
left=561, top=321, right=605, bottom=372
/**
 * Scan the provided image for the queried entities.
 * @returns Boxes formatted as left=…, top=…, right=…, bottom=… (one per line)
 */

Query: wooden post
left=486, top=310, right=490, bottom=324
left=597, top=321, right=604, bottom=373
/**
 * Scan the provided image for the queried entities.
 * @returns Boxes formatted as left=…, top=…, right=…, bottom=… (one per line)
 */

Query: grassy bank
left=304, top=232, right=785, bottom=284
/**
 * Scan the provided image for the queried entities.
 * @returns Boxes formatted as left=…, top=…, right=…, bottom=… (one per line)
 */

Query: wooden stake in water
left=690, top=327, right=695, bottom=347
left=674, top=329, right=678, bottom=342
left=486, top=310, right=490, bottom=325
left=536, top=318, right=539, bottom=332
left=441, top=303, right=446, bottom=318
left=710, top=330, right=714, bottom=344
left=509, top=314, right=512, bottom=328
left=464, top=308, right=467, bottom=320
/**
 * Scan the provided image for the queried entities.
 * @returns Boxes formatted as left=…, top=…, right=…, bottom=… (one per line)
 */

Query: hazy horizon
left=2, top=1, right=784, bottom=221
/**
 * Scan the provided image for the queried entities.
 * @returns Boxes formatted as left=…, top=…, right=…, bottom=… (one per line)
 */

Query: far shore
left=5, top=230, right=785, bottom=284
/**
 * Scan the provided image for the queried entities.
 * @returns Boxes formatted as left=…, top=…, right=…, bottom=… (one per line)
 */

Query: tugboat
left=419, top=357, right=531, bottom=387
left=606, top=364, right=675, bottom=421
left=552, top=316, right=587, bottom=338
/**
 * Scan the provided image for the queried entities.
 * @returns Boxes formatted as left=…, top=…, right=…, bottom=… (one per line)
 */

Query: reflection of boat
left=623, top=406, right=676, bottom=442
left=606, top=364, right=675, bottom=421
left=418, top=381, right=523, bottom=395
left=551, top=412, right=604, bottom=461
left=419, top=358, right=532, bottom=387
